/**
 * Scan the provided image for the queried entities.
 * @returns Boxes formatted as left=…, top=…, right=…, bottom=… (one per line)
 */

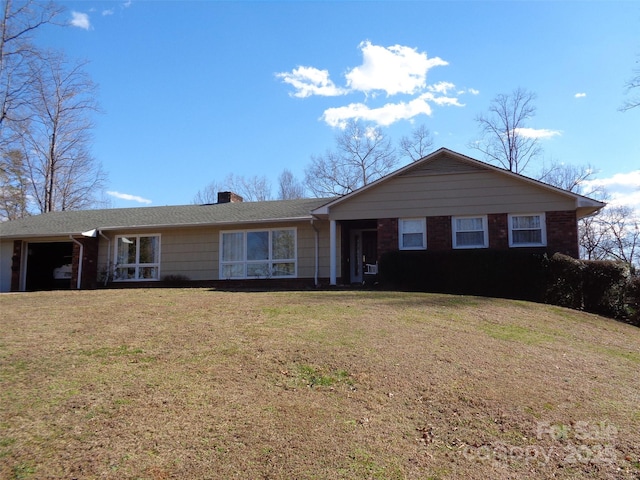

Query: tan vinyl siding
left=329, top=170, right=577, bottom=220
left=97, top=221, right=330, bottom=282
left=0, top=240, right=13, bottom=292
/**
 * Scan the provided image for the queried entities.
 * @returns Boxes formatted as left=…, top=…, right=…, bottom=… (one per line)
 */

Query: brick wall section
left=71, top=237, right=99, bottom=289
left=426, top=216, right=451, bottom=250
left=488, top=213, right=509, bottom=249
left=10, top=240, right=22, bottom=292
left=546, top=210, right=579, bottom=257
left=377, top=218, right=398, bottom=257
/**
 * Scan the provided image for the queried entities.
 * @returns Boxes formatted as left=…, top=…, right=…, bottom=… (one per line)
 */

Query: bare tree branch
left=399, top=124, right=434, bottom=162
left=305, top=120, right=397, bottom=196
left=19, top=51, right=105, bottom=213
left=470, top=87, right=541, bottom=174
left=277, top=169, right=305, bottom=200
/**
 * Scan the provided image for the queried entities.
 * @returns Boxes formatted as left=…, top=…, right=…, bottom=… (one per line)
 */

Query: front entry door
left=349, top=229, right=377, bottom=284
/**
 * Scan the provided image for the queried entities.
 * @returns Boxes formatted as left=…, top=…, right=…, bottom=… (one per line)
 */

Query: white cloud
left=583, top=170, right=640, bottom=210
left=70, top=11, right=91, bottom=30
left=102, top=9, right=114, bottom=16
left=514, top=127, right=562, bottom=139
left=107, top=191, right=152, bottom=204
left=428, top=81, right=455, bottom=95
left=345, top=41, right=448, bottom=96
left=322, top=91, right=463, bottom=128
left=279, top=41, right=471, bottom=127
left=276, top=66, right=347, bottom=98
left=575, top=92, right=587, bottom=98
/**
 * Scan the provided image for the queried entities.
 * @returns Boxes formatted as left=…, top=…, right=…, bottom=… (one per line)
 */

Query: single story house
left=0, top=148, right=605, bottom=292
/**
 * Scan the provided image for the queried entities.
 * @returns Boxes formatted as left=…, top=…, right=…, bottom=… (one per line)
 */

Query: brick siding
left=426, top=216, right=452, bottom=250
left=377, top=218, right=398, bottom=257
left=546, top=210, right=579, bottom=257
left=488, top=213, right=509, bottom=249
left=375, top=210, right=579, bottom=259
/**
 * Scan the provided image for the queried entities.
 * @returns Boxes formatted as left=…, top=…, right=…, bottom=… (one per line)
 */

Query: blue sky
left=37, top=1, right=640, bottom=209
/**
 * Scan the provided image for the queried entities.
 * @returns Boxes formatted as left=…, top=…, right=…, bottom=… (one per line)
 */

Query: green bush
left=545, top=253, right=586, bottom=310
left=626, top=276, right=640, bottom=326
left=582, top=260, right=630, bottom=318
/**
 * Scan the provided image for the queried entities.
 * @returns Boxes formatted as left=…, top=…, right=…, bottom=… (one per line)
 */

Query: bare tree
left=305, top=120, right=397, bottom=196
left=399, top=124, right=434, bottom=161
left=620, top=54, right=639, bottom=112
left=0, top=148, right=28, bottom=219
left=277, top=169, right=305, bottom=199
left=19, top=51, right=106, bottom=212
left=0, top=0, right=61, bottom=147
left=193, top=180, right=221, bottom=204
left=538, top=160, right=606, bottom=200
left=221, top=173, right=272, bottom=201
left=579, top=213, right=609, bottom=261
left=194, top=173, right=272, bottom=203
left=471, top=87, right=541, bottom=174
left=578, top=205, right=639, bottom=269
left=596, top=206, right=639, bottom=268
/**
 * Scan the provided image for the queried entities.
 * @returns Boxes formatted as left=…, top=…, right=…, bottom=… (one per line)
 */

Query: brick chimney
left=217, top=191, right=243, bottom=204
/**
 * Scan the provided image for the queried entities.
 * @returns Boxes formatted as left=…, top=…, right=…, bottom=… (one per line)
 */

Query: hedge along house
left=0, top=148, right=605, bottom=292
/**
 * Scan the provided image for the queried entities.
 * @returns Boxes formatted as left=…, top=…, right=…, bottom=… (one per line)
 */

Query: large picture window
left=220, top=228, right=296, bottom=279
left=509, top=214, right=546, bottom=247
left=114, top=234, right=160, bottom=281
left=399, top=218, right=426, bottom=250
left=452, top=216, right=488, bottom=249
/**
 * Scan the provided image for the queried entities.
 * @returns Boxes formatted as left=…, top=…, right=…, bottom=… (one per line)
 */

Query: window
left=220, top=228, right=296, bottom=279
left=509, top=214, right=546, bottom=247
left=452, top=216, right=488, bottom=248
left=399, top=218, right=426, bottom=250
left=114, top=234, right=160, bottom=281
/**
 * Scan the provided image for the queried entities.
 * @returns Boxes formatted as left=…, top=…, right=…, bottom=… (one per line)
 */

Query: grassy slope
left=0, top=289, right=639, bottom=480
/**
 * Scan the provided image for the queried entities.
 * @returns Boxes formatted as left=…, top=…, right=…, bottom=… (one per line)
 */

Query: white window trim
left=452, top=215, right=488, bottom=249
left=508, top=213, right=547, bottom=247
left=113, top=233, right=161, bottom=282
left=219, top=228, right=297, bottom=279
left=399, top=218, right=427, bottom=250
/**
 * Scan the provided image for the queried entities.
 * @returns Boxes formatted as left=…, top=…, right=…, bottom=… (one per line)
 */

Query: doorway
left=349, top=229, right=377, bottom=284
left=25, top=242, right=73, bottom=291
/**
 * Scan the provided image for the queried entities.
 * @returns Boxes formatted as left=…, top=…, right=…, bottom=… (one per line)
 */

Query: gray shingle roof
left=0, top=197, right=334, bottom=238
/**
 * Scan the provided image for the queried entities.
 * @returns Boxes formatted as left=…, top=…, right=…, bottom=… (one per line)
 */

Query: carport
left=24, top=242, right=74, bottom=291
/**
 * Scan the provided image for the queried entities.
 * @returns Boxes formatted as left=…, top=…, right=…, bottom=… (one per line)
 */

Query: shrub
left=545, top=253, right=585, bottom=310
left=626, top=276, right=640, bottom=327
left=582, top=260, right=630, bottom=318
left=162, top=274, right=191, bottom=285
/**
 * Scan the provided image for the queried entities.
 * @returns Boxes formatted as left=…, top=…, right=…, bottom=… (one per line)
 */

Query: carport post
left=330, top=220, right=336, bottom=285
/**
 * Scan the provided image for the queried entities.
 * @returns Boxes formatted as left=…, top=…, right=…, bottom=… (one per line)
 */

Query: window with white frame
left=220, top=228, right=296, bottom=279
left=114, top=234, right=161, bottom=281
left=399, top=218, right=426, bottom=250
left=452, top=216, right=488, bottom=248
left=509, top=213, right=546, bottom=247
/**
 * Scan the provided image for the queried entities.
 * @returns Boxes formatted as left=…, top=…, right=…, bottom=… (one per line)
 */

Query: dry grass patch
left=0, top=289, right=639, bottom=479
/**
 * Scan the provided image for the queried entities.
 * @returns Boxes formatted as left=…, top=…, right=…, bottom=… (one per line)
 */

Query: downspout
left=310, top=218, right=319, bottom=287
left=69, top=236, right=83, bottom=290
left=98, top=230, right=111, bottom=286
